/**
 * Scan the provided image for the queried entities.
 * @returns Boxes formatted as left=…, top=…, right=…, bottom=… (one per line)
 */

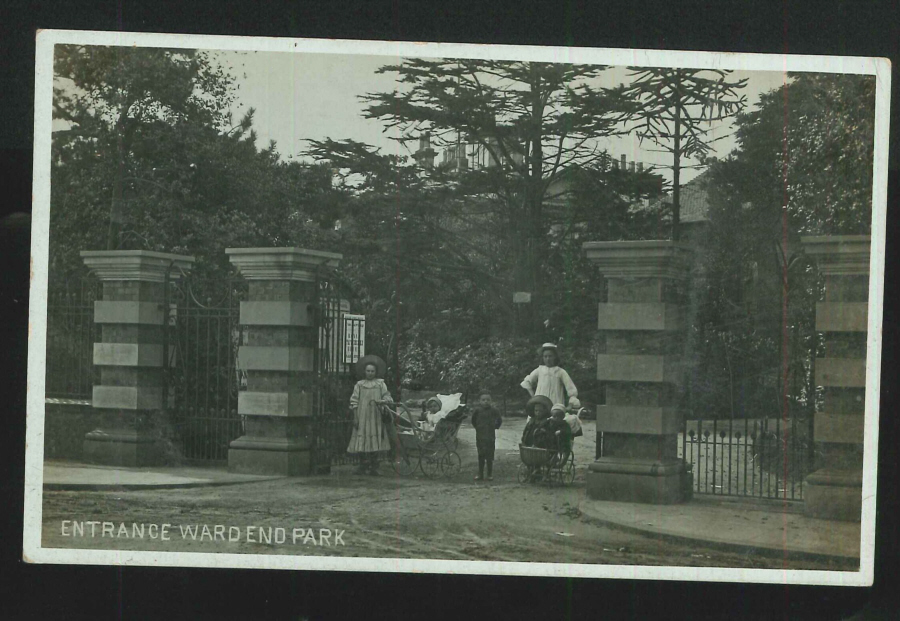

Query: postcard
left=24, top=29, right=890, bottom=585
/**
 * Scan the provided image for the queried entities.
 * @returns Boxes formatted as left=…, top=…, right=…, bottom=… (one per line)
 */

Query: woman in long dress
left=520, top=343, right=578, bottom=408
left=347, top=357, right=393, bottom=475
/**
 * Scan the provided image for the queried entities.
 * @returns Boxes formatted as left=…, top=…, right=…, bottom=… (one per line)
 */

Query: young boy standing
left=470, top=392, right=502, bottom=481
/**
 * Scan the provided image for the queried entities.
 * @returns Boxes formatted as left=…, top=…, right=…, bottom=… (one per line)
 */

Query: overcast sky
left=217, top=50, right=788, bottom=185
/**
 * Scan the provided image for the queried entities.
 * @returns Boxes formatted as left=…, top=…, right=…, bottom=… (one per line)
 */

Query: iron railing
left=45, top=277, right=101, bottom=399
left=679, top=415, right=814, bottom=500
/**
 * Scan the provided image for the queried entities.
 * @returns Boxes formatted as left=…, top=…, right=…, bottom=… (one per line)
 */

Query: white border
left=24, top=29, right=891, bottom=586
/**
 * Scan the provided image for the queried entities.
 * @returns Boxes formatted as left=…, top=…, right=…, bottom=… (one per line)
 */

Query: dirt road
left=40, top=419, right=851, bottom=570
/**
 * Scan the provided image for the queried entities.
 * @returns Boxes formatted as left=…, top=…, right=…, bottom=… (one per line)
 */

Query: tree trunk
left=672, top=75, right=682, bottom=242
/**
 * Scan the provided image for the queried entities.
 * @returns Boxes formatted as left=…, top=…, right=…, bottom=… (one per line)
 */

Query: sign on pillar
left=582, top=240, right=693, bottom=504
left=226, top=247, right=343, bottom=476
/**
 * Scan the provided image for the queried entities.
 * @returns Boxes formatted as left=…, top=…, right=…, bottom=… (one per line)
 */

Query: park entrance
left=159, top=264, right=364, bottom=468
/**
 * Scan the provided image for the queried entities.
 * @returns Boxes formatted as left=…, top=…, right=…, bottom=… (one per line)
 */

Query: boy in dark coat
left=470, top=392, right=502, bottom=481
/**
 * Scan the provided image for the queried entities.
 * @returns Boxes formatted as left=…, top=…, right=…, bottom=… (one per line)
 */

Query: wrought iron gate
left=163, top=268, right=246, bottom=464
left=310, top=271, right=362, bottom=472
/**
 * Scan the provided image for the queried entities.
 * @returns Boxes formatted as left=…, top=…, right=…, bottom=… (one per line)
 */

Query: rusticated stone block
left=803, top=469, right=863, bottom=522
left=586, top=458, right=685, bottom=504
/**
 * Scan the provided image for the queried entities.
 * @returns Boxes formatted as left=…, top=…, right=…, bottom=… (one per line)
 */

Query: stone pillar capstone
left=226, top=247, right=342, bottom=476
left=802, top=235, right=870, bottom=522
left=582, top=240, right=693, bottom=504
left=80, top=250, right=194, bottom=466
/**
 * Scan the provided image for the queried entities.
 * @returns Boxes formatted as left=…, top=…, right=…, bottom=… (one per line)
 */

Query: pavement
left=577, top=495, right=861, bottom=563
left=42, top=461, right=280, bottom=490
left=42, top=455, right=861, bottom=563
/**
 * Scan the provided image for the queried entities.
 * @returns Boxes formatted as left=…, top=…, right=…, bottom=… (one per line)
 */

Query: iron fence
left=45, top=277, right=101, bottom=399
left=680, top=415, right=814, bottom=500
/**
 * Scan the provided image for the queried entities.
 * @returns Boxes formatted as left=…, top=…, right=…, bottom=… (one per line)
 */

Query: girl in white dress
left=520, top=343, right=578, bottom=409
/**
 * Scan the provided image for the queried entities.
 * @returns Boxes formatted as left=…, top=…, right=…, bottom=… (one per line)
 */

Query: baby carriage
left=517, top=444, right=575, bottom=485
left=377, top=401, right=466, bottom=477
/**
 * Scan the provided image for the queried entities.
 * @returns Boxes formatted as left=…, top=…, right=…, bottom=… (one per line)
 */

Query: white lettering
left=228, top=526, right=240, bottom=542
left=259, top=527, right=272, bottom=544
left=319, top=529, right=332, bottom=547
left=303, top=530, right=317, bottom=545
left=102, top=522, right=114, bottom=537
left=246, top=526, right=256, bottom=543
left=61, top=520, right=70, bottom=536
left=149, top=524, right=159, bottom=539
left=73, top=521, right=84, bottom=537
left=214, top=525, right=225, bottom=541
left=292, top=528, right=304, bottom=544
left=334, top=530, right=345, bottom=546
left=117, top=523, right=128, bottom=538
left=274, top=528, right=286, bottom=544
left=88, top=521, right=100, bottom=537
left=132, top=523, right=144, bottom=539
left=161, top=524, right=171, bottom=541
left=200, top=525, right=213, bottom=541
left=180, top=525, right=198, bottom=540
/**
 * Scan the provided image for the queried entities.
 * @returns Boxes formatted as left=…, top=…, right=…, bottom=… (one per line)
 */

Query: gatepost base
left=83, top=429, right=161, bottom=467
left=228, top=436, right=311, bottom=476
left=803, top=469, right=862, bottom=522
left=586, top=457, right=687, bottom=504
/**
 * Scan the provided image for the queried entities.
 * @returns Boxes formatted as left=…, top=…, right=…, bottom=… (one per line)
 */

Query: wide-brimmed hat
left=537, top=342, right=558, bottom=355
left=525, top=395, right=553, bottom=417
left=354, top=355, right=386, bottom=380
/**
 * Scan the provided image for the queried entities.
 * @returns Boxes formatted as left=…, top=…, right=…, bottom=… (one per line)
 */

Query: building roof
left=651, top=171, right=711, bottom=223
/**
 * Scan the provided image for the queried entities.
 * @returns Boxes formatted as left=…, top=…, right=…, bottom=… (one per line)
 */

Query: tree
left=307, top=59, right=663, bottom=340
left=53, top=45, right=236, bottom=250
left=620, top=68, right=748, bottom=239
left=51, top=45, right=339, bottom=283
left=694, top=72, right=876, bottom=428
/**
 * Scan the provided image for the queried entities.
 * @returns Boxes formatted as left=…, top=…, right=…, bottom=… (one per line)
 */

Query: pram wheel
left=390, top=446, right=420, bottom=476
left=516, top=463, right=530, bottom=484
left=563, top=457, right=575, bottom=485
left=421, top=450, right=441, bottom=477
left=440, top=452, right=461, bottom=477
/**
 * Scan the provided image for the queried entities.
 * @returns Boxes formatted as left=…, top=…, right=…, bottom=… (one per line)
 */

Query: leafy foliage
left=692, top=73, right=876, bottom=421
left=50, top=45, right=338, bottom=284
left=306, top=59, right=665, bottom=391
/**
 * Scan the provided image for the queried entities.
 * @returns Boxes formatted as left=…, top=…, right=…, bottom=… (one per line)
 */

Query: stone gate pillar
left=226, top=247, right=342, bottom=476
left=582, top=240, right=693, bottom=504
left=80, top=250, right=194, bottom=466
left=802, top=235, right=870, bottom=522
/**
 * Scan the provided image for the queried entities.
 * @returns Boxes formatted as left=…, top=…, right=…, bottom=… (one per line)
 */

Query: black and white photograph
left=23, top=30, right=889, bottom=585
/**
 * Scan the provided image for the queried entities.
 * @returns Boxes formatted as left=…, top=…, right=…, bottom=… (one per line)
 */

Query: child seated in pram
left=521, top=395, right=552, bottom=448
left=547, top=404, right=574, bottom=467
left=422, top=396, right=467, bottom=445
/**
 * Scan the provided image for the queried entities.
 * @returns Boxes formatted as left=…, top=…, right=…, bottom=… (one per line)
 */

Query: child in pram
left=519, top=398, right=575, bottom=483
